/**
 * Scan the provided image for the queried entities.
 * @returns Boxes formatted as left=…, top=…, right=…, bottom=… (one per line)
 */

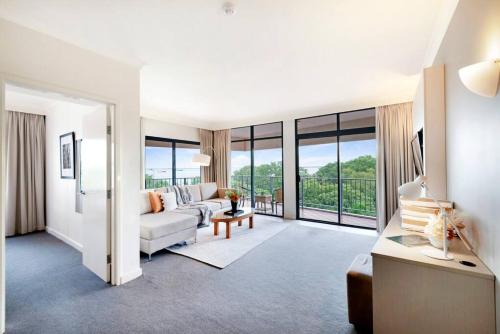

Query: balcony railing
left=299, top=176, right=376, bottom=218
left=232, top=174, right=376, bottom=218
left=145, top=177, right=201, bottom=189
left=231, top=175, right=283, bottom=199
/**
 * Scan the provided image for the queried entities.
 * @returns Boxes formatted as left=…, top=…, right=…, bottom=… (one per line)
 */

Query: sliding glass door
left=295, top=109, right=376, bottom=229
left=231, top=122, right=283, bottom=217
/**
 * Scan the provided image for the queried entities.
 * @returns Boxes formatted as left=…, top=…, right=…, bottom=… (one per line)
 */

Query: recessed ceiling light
left=222, top=2, right=235, bottom=16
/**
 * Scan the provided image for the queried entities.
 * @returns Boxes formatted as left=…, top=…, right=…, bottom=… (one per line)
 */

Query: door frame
left=294, top=108, right=376, bottom=230
left=0, top=73, right=118, bottom=333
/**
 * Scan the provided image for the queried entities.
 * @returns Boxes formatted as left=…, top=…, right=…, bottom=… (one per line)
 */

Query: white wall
left=0, top=18, right=142, bottom=332
left=429, top=0, right=500, bottom=330
left=282, top=120, right=296, bottom=219
left=142, top=117, right=200, bottom=142
left=5, top=89, right=101, bottom=251
left=412, top=78, right=424, bottom=134
left=44, top=106, right=91, bottom=251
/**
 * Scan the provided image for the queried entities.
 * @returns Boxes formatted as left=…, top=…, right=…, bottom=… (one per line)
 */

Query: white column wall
left=282, top=120, right=296, bottom=219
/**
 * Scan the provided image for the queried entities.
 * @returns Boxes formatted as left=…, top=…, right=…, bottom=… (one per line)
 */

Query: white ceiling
left=0, top=0, right=448, bottom=129
left=5, top=84, right=104, bottom=116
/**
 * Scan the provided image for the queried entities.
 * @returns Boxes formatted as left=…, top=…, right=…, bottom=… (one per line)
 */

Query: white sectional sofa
left=140, top=182, right=232, bottom=260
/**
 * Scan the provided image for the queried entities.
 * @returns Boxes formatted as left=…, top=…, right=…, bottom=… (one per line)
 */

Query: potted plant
left=225, top=189, right=241, bottom=213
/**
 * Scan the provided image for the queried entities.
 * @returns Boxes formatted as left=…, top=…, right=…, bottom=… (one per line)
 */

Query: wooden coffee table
left=210, top=207, right=254, bottom=239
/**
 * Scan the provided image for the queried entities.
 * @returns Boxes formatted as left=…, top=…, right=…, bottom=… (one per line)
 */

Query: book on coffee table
left=223, top=209, right=245, bottom=216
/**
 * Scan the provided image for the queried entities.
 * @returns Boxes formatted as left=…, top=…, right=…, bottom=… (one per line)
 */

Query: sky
left=145, top=146, right=200, bottom=178
left=146, top=139, right=376, bottom=177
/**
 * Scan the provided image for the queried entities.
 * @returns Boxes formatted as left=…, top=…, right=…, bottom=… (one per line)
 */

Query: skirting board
left=120, top=267, right=143, bottom=285
left=46, top=226, right=83, bottom=252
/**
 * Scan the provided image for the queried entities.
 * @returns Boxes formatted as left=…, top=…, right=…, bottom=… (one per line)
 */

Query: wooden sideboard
left=372, top=213, right=495, bottom=334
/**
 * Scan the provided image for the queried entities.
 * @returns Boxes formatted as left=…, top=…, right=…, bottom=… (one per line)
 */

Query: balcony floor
left=251, top=202, right=376, bottom=229
left=299, top=207, right=376, bottom=229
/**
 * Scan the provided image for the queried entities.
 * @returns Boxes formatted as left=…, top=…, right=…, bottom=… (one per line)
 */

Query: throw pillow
left=166, top=186, right=183, bottom=205
left=179, top=186, right=193, bottom=204
left=148, top=191, right=163, bottom=213
left=139, top=190, right=152, bottom=214
left=162, top=192, right=178, bottom=211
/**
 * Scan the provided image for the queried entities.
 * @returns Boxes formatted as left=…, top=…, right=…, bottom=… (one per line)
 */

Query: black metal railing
left=298, top=176, right=376, bottom=217
left=145, top=177, right=201, bottom=189
left=232, top=174, right=375, bottom=218
left=231, top=175, right=283, bottom=201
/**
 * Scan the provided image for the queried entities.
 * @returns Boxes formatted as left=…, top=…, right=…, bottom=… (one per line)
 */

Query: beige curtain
left=6, top=111, right=46, bottom=236
left=376, top=102, right=415, bottom=232
left=199, top=129, right=215, bottom=183
left=213, top=129, right=231, bottom=188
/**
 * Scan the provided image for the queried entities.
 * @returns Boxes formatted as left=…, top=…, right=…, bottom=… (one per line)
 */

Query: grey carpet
left=6, top=220, right=376, bottom=334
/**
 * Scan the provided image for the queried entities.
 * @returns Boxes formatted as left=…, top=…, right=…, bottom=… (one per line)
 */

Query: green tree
left=231, top=156, right=376, bottom=217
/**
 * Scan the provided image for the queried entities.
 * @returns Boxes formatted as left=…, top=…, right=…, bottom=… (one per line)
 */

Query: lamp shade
left=458, top=60, right=500, bottom=97
left=398, top=176, right=427, bottom=200
left=398, top=182, right=422, bottom=200
left=192, top=153, right=211, bottom=166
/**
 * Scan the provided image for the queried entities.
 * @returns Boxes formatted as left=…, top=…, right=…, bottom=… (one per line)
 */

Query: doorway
left=295, top=109, right=377, bottom=229
left=1, top=82, right=115, bottom=330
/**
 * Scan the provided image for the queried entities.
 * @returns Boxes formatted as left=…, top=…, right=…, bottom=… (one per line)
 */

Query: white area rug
left=168, top=215, right=289, bottom=268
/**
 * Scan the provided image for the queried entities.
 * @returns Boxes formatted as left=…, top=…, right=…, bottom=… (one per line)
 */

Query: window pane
left=175, top=142, right=201, bottom=185
left=340, top=108, right=375, bottom=130
left=230, top=122, right=283, bottom=217
left=254, top=138, right=282, bottom=216
left=254, top=122, right=282, bottom=139
left=231, top=141, right=251, bottom=201
left=145, top=140, right=172, bottom=189
left=339, top=132, right=376, bottom=228
left=296, top=114, right=337, bottom=134
left=297, top=137, right=339, bottom=223
left=231, top=127, right=250, bottom=141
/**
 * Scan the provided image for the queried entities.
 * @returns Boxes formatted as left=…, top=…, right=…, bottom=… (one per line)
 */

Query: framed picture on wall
left=60, top=132, right=75, bottom=179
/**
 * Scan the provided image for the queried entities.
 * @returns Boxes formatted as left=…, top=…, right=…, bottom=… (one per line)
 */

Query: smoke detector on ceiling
left=222, top=2, right=235, bottom=15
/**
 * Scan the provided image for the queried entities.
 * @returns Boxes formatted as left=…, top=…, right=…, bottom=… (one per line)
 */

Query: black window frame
left=295, top=107, right=376, bottom=230
left=144, top=136, right=201, bottom=188
left=231, top=121, right=284, bottom=217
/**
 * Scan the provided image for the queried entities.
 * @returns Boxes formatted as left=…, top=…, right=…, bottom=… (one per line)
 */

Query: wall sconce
left=458, top=59, right=500, bottom=97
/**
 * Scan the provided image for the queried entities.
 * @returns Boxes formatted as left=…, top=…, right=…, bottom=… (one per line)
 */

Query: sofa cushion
left=172, top=207, right=202, bottom=217
left=161, top=192, right=178, bottom=211
left=139, top=190, right=152, bottom=214
left=148, top=191, right=163, bottom=213
left=199, top=200, right=223, bottom=211
left=205, top=198, right=231, bottom=209
left=200, top=182, right=218, bottom=200
left=140, top=212, right=197, bottom=240
left=186, top=185, right=202, bottom=202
